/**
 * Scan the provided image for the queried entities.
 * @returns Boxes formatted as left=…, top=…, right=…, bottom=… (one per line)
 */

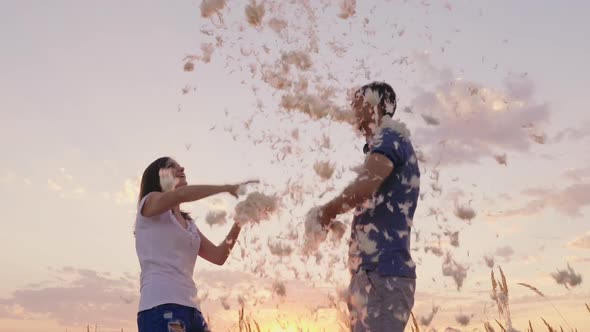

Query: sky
left=1, top=0, right=589, bottom=331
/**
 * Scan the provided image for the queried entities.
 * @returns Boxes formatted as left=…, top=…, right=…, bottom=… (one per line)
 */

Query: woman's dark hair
left=354, top=81, right=398, bottom=116
left=138, top=156, right=192, bottom=220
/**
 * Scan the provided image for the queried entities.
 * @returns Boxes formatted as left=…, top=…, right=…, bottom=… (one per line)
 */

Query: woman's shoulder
left=137, top=192, right=168, bottom=220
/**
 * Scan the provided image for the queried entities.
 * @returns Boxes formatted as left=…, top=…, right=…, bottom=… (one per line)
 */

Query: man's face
left=352, top=95, right=377, bottom=139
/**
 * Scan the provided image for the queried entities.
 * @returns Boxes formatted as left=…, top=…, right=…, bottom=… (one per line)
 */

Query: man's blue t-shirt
left=349, top=127, right=420, bottom=278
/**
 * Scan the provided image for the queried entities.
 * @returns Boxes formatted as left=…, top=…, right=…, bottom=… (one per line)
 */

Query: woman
left=135, top=156, right=255, bottom=332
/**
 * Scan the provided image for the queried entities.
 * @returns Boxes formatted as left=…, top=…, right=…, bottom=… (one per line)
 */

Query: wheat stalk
left=484, top=321, right=496, bottom=332
left=491, top=267, right=513, bottom=330
left=495, top=319, right=507, bottom=332
left=491, top=270, right=504, bottom=317
left=499, top=266, right=509, bottom=295
left=586, top=303, right=590, bottom=314
left=410, top=311, right=420, bottom=332
left=238, top=307, right=246, bottom=332
left=528, top=320, right=534, bottom=332
left=518, top=283, right=545, bottom=297
left=541, top=317, right=555, bottom=332
left=492, top=270, right=498, bottom=294
left=499, top=266, right=513, bottom=329
left=517, top=282, right=571, bottom=329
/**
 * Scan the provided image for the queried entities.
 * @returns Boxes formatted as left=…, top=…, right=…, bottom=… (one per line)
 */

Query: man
left=317, top=82, right=420, bottom=331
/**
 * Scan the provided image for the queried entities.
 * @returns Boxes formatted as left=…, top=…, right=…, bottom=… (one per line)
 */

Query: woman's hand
left=159, top=168, right=179, bottom=192
left=226, top=180, right=260, bottom=198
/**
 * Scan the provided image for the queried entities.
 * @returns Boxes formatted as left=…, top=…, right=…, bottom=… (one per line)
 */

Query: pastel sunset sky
left=1, top=1, right=589, bottom=331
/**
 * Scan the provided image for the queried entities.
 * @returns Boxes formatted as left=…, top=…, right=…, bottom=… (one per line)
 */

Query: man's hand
left=318, top=153, right=393, bottom=220
left=318, top=204, right=338, bottom=229
left=329, top=220, right=346, bottom=241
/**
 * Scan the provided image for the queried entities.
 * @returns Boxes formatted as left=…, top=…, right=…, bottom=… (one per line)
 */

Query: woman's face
left=163, top=158, right=187, bottom=188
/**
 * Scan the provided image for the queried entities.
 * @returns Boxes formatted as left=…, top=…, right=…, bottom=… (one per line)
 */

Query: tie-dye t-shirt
left=349, top=126, right=420, bottom=278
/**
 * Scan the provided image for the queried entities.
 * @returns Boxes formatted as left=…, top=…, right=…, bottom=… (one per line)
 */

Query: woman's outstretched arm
left=142, top=184, right=237, bottom=218
left=197, top=223, right=242, bottom=265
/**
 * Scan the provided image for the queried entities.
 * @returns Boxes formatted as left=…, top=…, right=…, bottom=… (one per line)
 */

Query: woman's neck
left=172, top=206, right=181, bottom=214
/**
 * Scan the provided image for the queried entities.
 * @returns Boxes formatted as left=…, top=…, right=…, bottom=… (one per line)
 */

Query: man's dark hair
left=353, top=81, right=398, bottom=117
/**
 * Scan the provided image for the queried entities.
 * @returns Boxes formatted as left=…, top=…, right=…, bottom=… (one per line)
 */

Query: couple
left=134, top=82, right=420, bottom=332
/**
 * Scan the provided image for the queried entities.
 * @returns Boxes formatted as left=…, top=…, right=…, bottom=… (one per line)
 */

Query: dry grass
left=517, top=283, right=545, bottom=297
left=484, top=267, right=585, bottom=332
left=205, top=292, right=588, bottom=332
left=82, top=270, right=589, bottom=332
left=517, top=280, right=572, bottom=330
left=541, top=317, right=556, bottom=332
left=237, top=307, right=261, bottom=332
left=85, top=325, right=97, bottom=332
left=410, top=311, right=420, bottom=332
left=490, top=266, right=512, bottom=330
left=495, top=319, right=506, bottom=332
left=484, top=321, right=496, bottom=332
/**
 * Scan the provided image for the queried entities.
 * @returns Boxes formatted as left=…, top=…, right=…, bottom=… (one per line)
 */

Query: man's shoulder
left=375, top=128, right=416, bottom=155
left=378, top=127, right=412, bottom=143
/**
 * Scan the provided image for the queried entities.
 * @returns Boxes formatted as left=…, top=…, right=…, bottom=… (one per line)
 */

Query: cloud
left=46, top=169, right=87, bottom=198
left=192, top=269, right=278, bottom=308
left=409, top=55, right=550, bottom=165
left=494, top=246, right=515, bottom=262
left=410, top=50, right=454, bottom=83
left=565, top=255, right=590, bottom=264
left=0, top=169, right=16, bottom=185
left=520, top=253, right=543, bottom=265
left=0, top=268, right=137, bottom=327
left=195, top=269, right=260, bottom=289
left=507, top=291, right=590, bottom=306
left=59, top=167, right=74, bottom=181
left=563, top=164, right=590, bottom=182
left=47, top=179, right=63, bottom=192
left=115, top=177, right=141, bottom=205
left=552, top=122, right=590, bottom=143
left=567, top=231, right=590, bottom=249
left=501, top=183, right=590, bottom=218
